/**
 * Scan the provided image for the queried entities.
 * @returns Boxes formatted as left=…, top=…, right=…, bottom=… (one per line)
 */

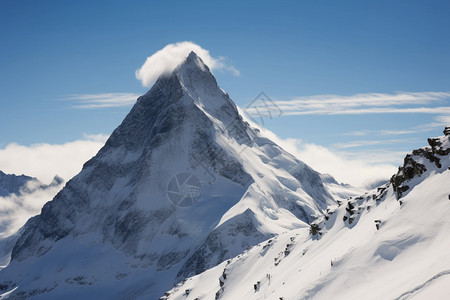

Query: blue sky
left=1, top=0, right=449, bottom=187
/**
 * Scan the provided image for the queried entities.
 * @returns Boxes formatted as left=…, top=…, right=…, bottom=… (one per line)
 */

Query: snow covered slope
left=0, top=52, right=344, bottom=299
left=0, top=172, right=64, bottom=268
left=163, top=128, right=450, bottom=300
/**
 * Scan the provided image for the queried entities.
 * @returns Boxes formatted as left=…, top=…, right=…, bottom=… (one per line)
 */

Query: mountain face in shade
left=0, top=52, right=340, bottom=299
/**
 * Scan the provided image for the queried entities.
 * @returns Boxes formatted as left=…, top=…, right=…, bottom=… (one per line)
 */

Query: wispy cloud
left=434, top=115, right=450, bottom=124
left=65, top=93, right=140, bottom=109
left=418, top=115, right=450, bottom=130
left=253, top=91, right=450, bottom=116
left=344, top=128, right=429, bottom=137
left=379, top=129, right=420, bottom=135
left=343, top=115, right=450, bottom=137
left=344, top=130, right=371, bottom=136
left=332, top=138, right=419, bottom=149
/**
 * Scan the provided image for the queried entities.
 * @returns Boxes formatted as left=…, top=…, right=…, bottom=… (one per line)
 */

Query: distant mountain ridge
left=0, top=171, right=64, bottom=269
left=0, top=171, right=62, bottom=197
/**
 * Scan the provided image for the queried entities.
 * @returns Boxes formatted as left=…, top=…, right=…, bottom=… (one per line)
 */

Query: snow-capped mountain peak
left=0, top=52, right=340, bottom=299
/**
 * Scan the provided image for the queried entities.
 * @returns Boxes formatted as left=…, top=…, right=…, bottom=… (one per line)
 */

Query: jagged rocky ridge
left=0, top=52, right=340, bottom=299
left=310, top=126, right=450, bottom=238
left=390, top=126, right=450, bottom=198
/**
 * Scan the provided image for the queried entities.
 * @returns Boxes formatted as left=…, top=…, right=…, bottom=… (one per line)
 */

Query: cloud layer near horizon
left=0, top=131, right=398, bottom=189
left=0, top=134, right=108, bottom=184
left=0, top=182, right=64, bottom=239
left=262, top=132, right=399, bottom=188
left=135, top=41, right=239, bottom=87
left=237, top=107, right=401, bottom=188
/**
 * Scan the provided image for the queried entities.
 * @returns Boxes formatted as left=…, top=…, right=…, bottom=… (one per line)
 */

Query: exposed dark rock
left=444, top=126, right=450, bottom=136
left=310, top=223, right=321, bottom=236
left=345, top=202, right=355, bottom=215
left=374, top=220, right=381, bottom=230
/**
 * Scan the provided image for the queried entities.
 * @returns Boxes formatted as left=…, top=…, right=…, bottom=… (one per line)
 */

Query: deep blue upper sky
left=1, top=0, right=449, bottom=155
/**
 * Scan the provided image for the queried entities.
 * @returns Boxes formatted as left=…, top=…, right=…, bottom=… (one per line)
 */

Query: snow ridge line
left=394, top=269, right=450, bottom=300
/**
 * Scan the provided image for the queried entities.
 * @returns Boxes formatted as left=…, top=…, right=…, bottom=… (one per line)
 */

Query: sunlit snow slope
left=164, top=128, right=450, bottom=300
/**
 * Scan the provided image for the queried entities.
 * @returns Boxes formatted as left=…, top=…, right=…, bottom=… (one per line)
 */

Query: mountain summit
left=0, top=52, right=340, bottom=299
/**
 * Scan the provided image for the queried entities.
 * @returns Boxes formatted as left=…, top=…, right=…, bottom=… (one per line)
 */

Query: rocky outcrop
left=391, top=127, right=450, bottom=198
left=310, top=127, right=450, bottom=239
left=444, top=126, right=450, bottom=136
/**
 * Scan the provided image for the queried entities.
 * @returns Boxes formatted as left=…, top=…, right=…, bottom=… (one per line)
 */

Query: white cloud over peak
left=0, top=134, right=108, bottom=184
left=135, top=41, right=239, bottom=87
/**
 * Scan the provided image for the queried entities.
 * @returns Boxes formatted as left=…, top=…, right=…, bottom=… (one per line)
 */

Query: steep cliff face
left=0, top=52, right=337, bottom=299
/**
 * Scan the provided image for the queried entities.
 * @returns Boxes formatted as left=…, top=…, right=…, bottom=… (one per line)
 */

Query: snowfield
left=165, top=158, right=450, bottom=300
left=164, top=128, right=450, bottom=300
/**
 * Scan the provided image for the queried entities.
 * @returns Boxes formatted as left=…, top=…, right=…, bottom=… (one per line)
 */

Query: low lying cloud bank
left=0, top=182, right=64, bottom=239
left=255, top=128, right=400, bottom=189
left=0, top=134, right=108, bottom=184
left=281, top=139, right=399, bottom=188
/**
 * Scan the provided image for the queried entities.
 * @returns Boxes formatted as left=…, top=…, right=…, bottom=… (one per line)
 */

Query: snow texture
left=163, top=128, right=450, bottom=300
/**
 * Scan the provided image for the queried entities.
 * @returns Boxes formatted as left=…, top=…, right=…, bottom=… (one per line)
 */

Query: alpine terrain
left=163, top=127, right=450, bottom=300
left=0, top=52, right=356, bottom=299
